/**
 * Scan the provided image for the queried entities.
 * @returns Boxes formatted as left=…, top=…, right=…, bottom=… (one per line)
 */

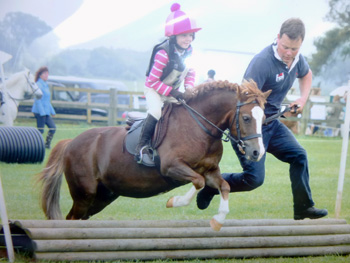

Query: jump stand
left=1, top=219, right=350, bottom=261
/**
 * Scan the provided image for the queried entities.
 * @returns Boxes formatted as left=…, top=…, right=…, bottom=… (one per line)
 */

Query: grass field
left=1, top=120, right=350, bottom=262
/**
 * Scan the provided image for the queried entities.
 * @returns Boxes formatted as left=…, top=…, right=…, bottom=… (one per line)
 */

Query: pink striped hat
left=165, top=3, right=201, bottom=37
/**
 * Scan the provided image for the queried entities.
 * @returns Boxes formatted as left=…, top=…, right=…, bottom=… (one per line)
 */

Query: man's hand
left=170, top=89, right=184, bottom=101
left=289, top=102, right=302, bottom=114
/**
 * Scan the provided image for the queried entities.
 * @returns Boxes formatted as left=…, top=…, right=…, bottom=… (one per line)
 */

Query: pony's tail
left=38, top=139, right=72, bottom=220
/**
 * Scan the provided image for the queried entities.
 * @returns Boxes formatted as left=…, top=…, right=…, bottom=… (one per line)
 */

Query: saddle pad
left=125, top=120, right=156, bottom=167
left=125, top=120, right=143, bottom=155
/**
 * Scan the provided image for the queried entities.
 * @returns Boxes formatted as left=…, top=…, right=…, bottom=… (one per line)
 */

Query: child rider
left=135, top=3, right=201, bottom=163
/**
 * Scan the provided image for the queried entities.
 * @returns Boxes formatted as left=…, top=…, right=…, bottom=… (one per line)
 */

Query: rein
left=180, top=99, right=262, bottom=154
left=263, top=104, right=298, bottom=125
left=180, top=99, right=230, bottom=140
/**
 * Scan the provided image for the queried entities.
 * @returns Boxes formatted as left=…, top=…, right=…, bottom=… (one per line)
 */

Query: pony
left=38, top=80, right=271, bottom=231
left=0, top=69, right=43, bottom=126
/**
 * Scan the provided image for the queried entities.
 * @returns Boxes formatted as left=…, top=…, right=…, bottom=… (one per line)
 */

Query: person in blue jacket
left=32, top=66, right=56, bottom=149
left=196, top=18, right=328, bottom=220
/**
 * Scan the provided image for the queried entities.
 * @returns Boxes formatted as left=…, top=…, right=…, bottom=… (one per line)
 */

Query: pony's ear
left=263, top=89, right=272, bottom=99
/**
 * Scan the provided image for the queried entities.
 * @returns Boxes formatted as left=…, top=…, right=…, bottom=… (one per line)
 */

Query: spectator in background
left=32, top=66, right=56, bottom=149
left=205, top=69, right=216, bottom=82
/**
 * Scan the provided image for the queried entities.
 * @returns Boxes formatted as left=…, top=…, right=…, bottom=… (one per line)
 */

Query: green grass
left=1, top=120, right=350, bottom=262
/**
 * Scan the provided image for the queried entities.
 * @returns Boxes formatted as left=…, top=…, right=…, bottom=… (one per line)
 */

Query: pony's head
left=185, top=79, right=271, bottom=162
left=233, top=80, right=271, bottom=161
left=23, top=69, right=43, bottom=100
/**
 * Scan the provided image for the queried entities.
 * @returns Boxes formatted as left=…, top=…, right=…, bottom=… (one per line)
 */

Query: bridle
left=180, top=99, right=262, bottom=154
left=6, top=73, right=41, bottom=107
left=230, top=100, right=262, bottom=154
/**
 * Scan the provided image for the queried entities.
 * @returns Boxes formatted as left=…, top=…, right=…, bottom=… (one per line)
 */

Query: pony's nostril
left=253, top=150, right=259, bottom=157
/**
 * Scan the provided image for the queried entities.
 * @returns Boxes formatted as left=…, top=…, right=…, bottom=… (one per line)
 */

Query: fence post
left=108, top=88, right=117, bottom=126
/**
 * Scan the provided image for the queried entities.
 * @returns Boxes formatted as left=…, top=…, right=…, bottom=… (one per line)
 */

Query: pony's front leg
left=166, top=186, right=199, bottom=208
left=210, top=179, right=230, bottom=231
left=164, top=162, right=205, bottom=208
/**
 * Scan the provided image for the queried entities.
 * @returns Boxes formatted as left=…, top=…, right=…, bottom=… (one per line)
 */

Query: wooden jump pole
left=33, top=234, right=350, bottom=252
left=12, top=218, right=347, bottom=228
left=4, top=219, right=350, bottom=261
left=34, top=246, right=350, bottom=261
left=24, top=224, right=350, bottom=239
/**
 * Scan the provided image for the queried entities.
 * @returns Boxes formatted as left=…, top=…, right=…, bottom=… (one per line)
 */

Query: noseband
left=181, top=99, right=262, bottom=154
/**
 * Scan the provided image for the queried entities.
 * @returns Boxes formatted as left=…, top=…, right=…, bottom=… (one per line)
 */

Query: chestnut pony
left=39, top=80, right=270, bottom=231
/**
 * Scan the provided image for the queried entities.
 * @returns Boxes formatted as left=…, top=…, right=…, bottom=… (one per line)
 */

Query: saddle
left=124, top=102, right=173, bottom=168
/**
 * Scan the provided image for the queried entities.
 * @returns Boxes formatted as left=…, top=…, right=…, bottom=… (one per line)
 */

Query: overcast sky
left=1, top=0, right=336, bottom=83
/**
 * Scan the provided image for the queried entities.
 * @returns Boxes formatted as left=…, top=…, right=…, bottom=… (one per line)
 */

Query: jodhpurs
left=144, top=87, right=178, bottom=120
left=222, top=119, right=315, bottom=212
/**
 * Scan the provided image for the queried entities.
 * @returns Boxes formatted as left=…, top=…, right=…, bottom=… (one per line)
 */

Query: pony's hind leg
left=65, top=182, right=98, bottom=220
left=66, top=195, right=96, bottom=220
left=66, top=182, right=119, bottom=220
left=85, top=182, right=119, bottom=218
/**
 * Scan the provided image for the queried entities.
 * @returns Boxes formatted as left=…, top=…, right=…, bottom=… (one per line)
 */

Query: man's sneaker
left=196, top=188, right=215, bottom=210
left=294, top=207, right=328, bottom=220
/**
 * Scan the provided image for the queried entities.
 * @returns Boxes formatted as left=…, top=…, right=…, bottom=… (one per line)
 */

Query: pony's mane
left=186, top=80, right=239, bottom=102
left=240, top=79, right=267, bottom=109
left=185, top=80, right=267, bottom=109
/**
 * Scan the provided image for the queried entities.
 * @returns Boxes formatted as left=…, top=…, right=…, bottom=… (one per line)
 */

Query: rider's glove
left=170, top=89, right=184, bottom=101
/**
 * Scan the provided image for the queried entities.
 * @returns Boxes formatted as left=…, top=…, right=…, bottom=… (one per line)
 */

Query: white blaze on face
left=251, top=106, right=265, bottom=159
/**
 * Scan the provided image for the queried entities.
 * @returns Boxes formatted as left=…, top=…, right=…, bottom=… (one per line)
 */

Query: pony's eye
left=242, top=115, right=251, bottom=123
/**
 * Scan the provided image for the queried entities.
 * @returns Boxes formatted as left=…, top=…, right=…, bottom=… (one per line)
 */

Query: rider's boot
left=135, top=114, right=158, bottom=163
left=45, top=132, right=54, bottom=149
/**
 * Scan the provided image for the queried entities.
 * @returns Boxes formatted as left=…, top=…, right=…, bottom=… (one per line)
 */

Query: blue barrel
left=0, top=127, right=45, bottom=164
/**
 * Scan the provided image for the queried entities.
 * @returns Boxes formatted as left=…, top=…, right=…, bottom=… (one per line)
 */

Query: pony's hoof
left=210, top=218, right=222, bottom=231
left=166, top=197, right=174, bottom=208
